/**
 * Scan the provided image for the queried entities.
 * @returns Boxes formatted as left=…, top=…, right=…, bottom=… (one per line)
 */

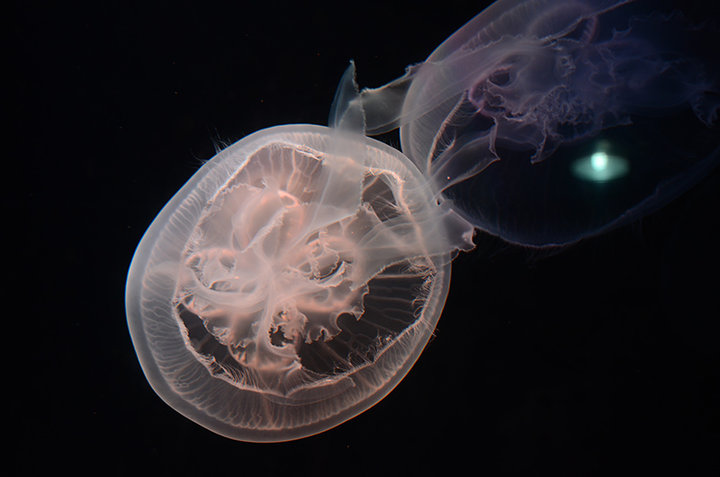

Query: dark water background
left=10, top=1, right=719, bottom=475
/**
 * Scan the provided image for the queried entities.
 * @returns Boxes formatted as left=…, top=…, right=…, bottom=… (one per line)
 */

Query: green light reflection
left=572, top=145, right=629, bottom=182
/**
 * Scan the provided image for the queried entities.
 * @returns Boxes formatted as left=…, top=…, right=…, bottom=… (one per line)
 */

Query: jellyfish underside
left=126, top=126, right=473, bottom=441
left=127, top=0, right=720, bottom=443
left=347, top=0, right=719, bottom=246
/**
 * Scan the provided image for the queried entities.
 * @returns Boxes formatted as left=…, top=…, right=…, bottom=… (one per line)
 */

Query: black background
left=11, top=1, right=719, bottom=475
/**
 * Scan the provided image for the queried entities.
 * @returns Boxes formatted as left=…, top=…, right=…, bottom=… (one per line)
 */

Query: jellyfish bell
left=126, top=0, right=719, bottom=444
left=347, top=0, right=720, bottom=247
left=125, top=123, right=474, bottom=442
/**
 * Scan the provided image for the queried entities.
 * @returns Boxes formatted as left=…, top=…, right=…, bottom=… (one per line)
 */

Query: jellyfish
left=126, top=0, right=719, bottom=443
left=125, top=124, right=474, bottom=442
left=344, top=0, right=719, bottom=246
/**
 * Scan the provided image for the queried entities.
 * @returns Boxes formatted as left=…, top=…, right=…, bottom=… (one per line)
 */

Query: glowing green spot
left=591, top=152, right=609, bottom=171
left=573, top=147, right=629, bottom=182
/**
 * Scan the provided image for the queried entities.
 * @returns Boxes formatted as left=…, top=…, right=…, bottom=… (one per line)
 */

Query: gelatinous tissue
left=126, top=0, right=718, bottom=441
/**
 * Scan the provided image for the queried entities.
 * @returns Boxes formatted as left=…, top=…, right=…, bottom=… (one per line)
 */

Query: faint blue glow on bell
left=572, top=146, right=629, bottom=182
